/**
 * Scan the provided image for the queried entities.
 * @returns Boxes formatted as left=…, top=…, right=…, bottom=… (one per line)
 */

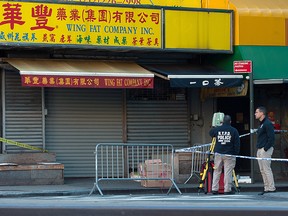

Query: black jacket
left=209, top=123, right=240, bottom=155
left=256, top=117, right=275, bottom=151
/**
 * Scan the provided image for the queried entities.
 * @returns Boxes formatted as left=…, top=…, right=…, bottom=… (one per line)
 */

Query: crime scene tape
left=175, top=143, right=212, bottom=153
left=0, top=137, right=48, bottom=152
left=176, top=130, right=288, bottom=161
left=176, top=147, right=288, bottom=162
left=176, top=131, right=253, bottom=152
left=196, top=150, right=288, bottom=162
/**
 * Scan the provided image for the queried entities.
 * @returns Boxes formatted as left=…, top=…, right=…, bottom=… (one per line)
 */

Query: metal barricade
left=175, top=143, right=212, bottom=184
left=89, top=143, right=182, bottom=196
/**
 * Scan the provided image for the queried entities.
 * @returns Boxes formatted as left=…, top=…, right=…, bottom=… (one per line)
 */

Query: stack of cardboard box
left=139, top=159, right=172, bottom=188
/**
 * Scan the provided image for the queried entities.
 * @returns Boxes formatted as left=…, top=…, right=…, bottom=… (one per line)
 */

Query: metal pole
left=249, top=72, right=255, bottom=183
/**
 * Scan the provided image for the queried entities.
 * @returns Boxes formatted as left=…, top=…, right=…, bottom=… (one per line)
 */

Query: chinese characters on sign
left=0, top=1, right=162, bottom=48
left=200, top=81, right=248, bottom=101
left=57, top=0, right=201, bottom=8
left=21, top=75, right=154, bottom=88
left=188, top=78, right=226, bottom=87
left=200, top=78, right=224, bottom=87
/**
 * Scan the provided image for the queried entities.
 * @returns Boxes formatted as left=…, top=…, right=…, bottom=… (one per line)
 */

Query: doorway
left=217, top=96, right=251, bottom=174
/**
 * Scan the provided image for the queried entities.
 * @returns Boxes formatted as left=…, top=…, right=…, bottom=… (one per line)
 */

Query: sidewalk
left=0, top=178, right=288, bottom=197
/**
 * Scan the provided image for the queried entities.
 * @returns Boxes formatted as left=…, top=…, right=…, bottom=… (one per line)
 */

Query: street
left=0, top=192, right=288, bottom=216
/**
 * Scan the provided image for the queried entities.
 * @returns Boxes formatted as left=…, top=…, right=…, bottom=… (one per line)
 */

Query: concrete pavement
left=0, top=178, right=288, bottom=197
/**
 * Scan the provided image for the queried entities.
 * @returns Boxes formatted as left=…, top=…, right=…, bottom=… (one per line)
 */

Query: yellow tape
left=0, top=137, right=48, bottom=152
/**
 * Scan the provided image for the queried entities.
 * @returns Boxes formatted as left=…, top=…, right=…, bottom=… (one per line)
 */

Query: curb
left=0, top=185, right=287, bottom=198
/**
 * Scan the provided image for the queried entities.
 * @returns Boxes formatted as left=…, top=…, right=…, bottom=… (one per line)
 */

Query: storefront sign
left=0, top=1, right=232, bottom=52
left=165, top=10, right=232, bottom=51
left=21, top=75, right=154, bottom=88
left=59, top=0, right=201, bottom=7
left=0, top=1, right=161, bottom=48
left=200, top=80, right=248, bottom=101
left=234, top=61, right=252, bottom=73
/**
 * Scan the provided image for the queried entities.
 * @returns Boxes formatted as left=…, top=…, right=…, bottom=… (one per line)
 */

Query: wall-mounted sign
left=165, top=10, right=232, bottom=52
left=21, top=75, right=154, bottom=88
left=59, top=0, right=201, bottom=8
left=0, top=1, right=162, bottom=48
left=200, top=80, right=248, bottom=101
left=0, top=1, right=232, bottom=52
left=234, top=61, right=252, bottom=73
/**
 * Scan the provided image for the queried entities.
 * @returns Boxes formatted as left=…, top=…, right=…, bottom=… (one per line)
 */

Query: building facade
left=1, top=0, right=287, bottom=182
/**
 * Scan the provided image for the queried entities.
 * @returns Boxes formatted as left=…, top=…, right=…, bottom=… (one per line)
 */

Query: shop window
left=127, top=77, right=186, bottom=101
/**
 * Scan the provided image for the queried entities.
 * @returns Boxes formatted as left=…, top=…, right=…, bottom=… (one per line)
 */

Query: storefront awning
left=206, top=45, right=288, bottom=84
left=141, top=64, right=243, bottom=88
left=253, top=79, right=288, bottom=85
left=203, top=0, right=288, bottom=84
left=7, top=59, right=154, bottom=89
left=238, top=46, right=288, bottom=84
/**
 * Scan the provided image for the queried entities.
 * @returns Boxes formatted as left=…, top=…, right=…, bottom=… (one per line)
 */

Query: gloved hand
left=250, top=128, right=258, bottom=134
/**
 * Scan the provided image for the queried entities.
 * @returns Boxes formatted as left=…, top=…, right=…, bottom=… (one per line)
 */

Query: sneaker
left=224, top=191, right=235, bottom=195
left=212, top=191, right=219, bottom=195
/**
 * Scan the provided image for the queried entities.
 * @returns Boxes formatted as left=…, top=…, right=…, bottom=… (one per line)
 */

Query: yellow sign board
left=0, top=1, right=162, bottom=48
left=165, top=10, right=232, bottom=51
left=58, top=0, right=201, bottom=8
left=0, top=2, right=232, bottom=52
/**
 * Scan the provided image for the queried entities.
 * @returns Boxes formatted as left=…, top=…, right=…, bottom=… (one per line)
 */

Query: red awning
left=7, top=59, right=154, bottom=89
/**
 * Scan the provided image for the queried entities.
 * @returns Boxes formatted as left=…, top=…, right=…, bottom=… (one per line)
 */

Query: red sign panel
left=233, top=60, right=252, bottom=73
left=21, top=75, right=154, bottom=89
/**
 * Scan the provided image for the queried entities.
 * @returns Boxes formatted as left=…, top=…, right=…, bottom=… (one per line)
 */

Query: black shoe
left=224, top=191, right=235, bottom=195
left=258, top=190, right=276, bottom=195
left=212, top=191, right=219, bottom=195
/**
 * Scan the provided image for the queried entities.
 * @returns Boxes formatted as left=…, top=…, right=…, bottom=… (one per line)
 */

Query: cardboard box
left=144, top=159, right=162, bottom=164
left=145, top=163, right=171, bottom=172
left=139, top=162, right=171, bottom=178
left=139, top=159, right=173, bottom=188
left=143, top=171, right=172, bottom=178
left=141, top=180, right=172, bottom=188
left=139, top=159, right=172, bottom=176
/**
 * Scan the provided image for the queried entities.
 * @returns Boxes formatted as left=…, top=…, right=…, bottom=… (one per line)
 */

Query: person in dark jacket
left=209, top=115, right=240, bottom=195
left=255, top=106, right=276, bottom=195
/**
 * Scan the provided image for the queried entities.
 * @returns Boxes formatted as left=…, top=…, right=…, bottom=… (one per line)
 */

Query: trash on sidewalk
left=130, top=172, right=141, bottom=182
left=238, top=176, right=252, bottom=183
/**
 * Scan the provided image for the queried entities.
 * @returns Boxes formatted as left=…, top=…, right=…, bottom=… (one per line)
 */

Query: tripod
left=198, top=137, right=240, bottom=194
